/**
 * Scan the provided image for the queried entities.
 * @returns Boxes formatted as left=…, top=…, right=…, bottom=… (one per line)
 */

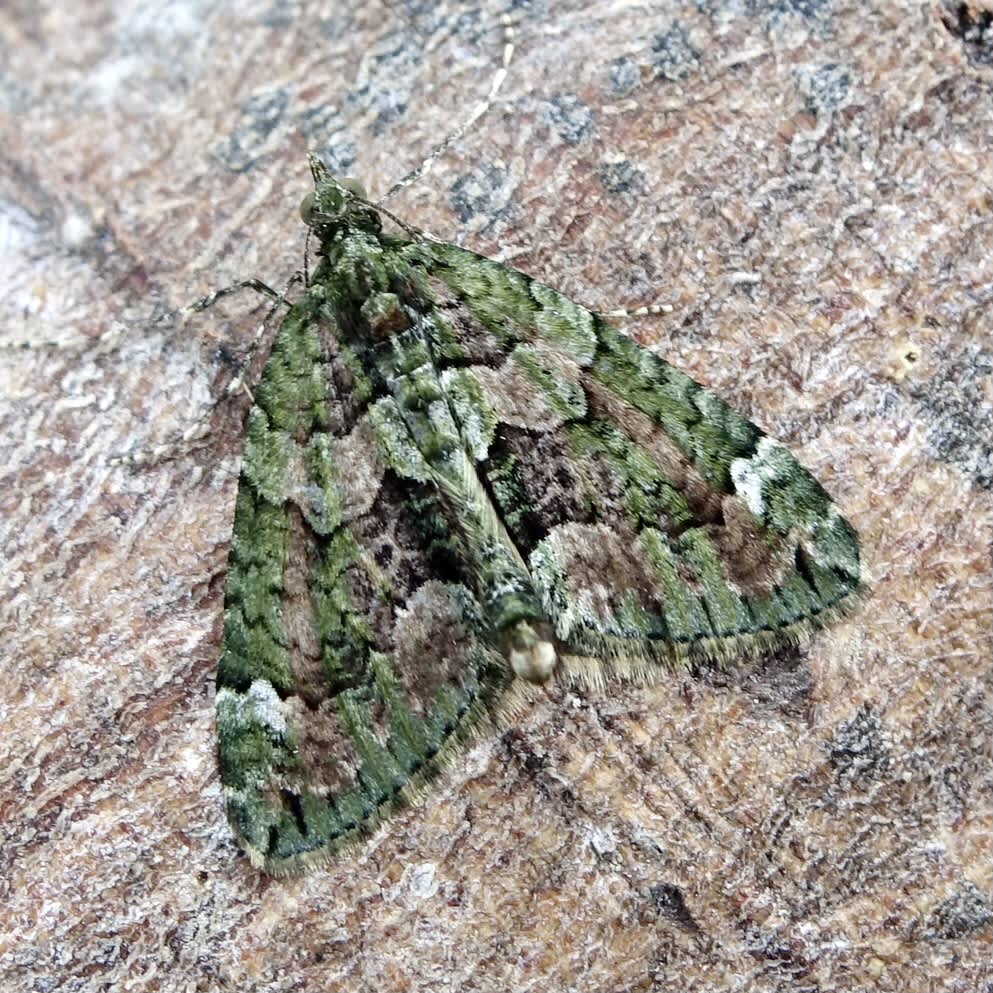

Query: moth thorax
left=506, top=621, right=557, bottom=684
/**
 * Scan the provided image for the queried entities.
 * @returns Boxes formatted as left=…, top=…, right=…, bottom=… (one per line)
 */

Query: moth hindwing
left=215, top=159, right=863, bottom=874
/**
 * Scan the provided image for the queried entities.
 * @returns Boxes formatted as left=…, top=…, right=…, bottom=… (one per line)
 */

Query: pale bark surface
left=1, top=2, right=990, bottom=991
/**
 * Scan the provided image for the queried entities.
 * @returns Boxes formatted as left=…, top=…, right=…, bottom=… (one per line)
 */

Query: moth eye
left=337, top=177, right=367, bottom=199
left=299, top=191, right=316, bottom=225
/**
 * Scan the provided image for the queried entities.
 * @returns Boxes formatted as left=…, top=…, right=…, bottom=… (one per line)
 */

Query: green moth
left=215, top=157, right=863, bottom=874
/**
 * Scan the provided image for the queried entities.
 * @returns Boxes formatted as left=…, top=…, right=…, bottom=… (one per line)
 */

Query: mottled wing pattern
left=216, top=292, right=513, bottom=874
left=216, top=166, right=862, bottom=874
left=411, top=241, right=863, bottom=677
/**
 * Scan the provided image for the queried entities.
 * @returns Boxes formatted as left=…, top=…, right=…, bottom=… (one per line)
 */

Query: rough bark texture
left=1, top=1, right=990, bottom=991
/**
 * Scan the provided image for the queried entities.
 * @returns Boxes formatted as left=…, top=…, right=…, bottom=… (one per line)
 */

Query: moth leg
left=0, top=299, right=177, bottom=353
left=1, top=278, right=287, bottom=354
left=112, top=276, right=302, bottom=469
left=188, top=276, right=286, bottom=314
left=0, top=322, right=130, bottom=353
left=202, top=275, right=304, bottom=401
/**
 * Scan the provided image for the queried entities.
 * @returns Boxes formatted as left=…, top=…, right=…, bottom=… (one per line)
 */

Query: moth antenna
left=383, top=12, right=515, bottom=201
left=603, top=302, right=676, bottom=319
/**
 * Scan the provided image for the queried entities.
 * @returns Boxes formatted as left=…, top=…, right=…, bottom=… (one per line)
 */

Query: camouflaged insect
left=215, top=157, right=863, bottom=874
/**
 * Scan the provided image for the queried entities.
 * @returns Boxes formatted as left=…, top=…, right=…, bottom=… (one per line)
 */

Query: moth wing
left=420, top=243, right=862, bottom=672
left=215, top=296, right=511, bottom=875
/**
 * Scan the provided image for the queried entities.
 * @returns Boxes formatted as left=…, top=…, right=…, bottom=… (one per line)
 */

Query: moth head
left=300, top=155, right=380, bottom=237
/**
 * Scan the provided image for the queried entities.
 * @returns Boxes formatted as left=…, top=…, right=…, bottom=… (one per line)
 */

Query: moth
left=215, top=157, right=862, bottom=874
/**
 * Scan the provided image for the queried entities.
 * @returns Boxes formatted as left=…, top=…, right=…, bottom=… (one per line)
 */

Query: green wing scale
left=215, top=160, right=862, bottom=874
